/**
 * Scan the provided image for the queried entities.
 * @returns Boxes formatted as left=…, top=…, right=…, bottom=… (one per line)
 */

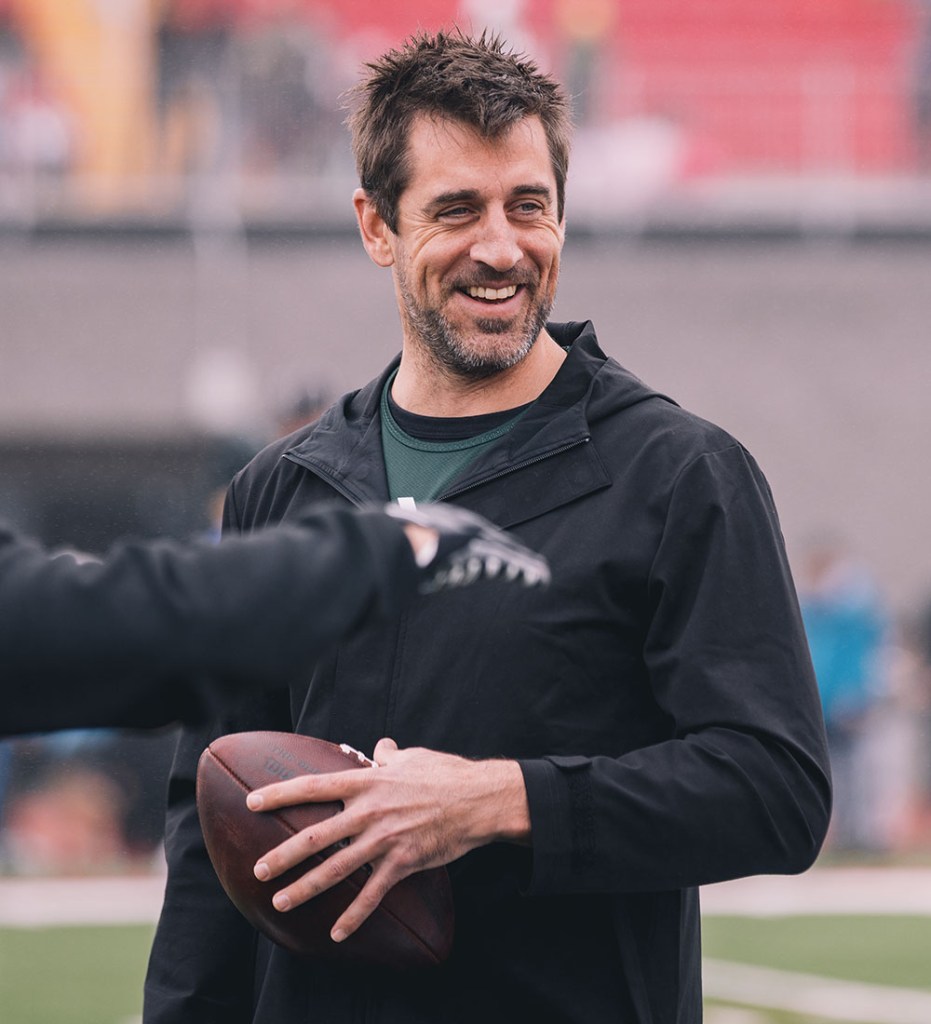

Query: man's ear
left=353, top=188, right=395, bottom=268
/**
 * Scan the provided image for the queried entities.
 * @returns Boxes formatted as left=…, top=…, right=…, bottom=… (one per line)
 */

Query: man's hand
left=246, top=738, right=530, bottom=943
left=387, top=502, right=550, bottom=593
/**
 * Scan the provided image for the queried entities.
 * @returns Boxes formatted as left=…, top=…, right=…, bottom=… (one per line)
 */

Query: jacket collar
left=283, top=321, right=666, bottom=510
left=283, top=355, right=400, bottom=505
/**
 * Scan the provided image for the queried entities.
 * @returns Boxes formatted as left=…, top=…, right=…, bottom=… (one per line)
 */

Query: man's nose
left=469, top=213, right=523, bottom=271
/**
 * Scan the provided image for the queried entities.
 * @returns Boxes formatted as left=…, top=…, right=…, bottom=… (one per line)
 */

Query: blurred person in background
left=798, top=534, right=890, bottom=854
left=200, top=390, right=333, bottom=543
left=0, top=1, right=23, bottom=103
left=912, top=0, right=931, bottom=171
left=0, top=1, right=71, bottom=193
left=554, top=0, right=617, bottom=127
left=906, top=590, right=931, bottom=837
left=153, top=0, right=238, bottom=198
left=274, top=387, right=331, bottom=439
left=0, top=1, right=24, bottom=126
left=238, top=1, right=340, bottom=180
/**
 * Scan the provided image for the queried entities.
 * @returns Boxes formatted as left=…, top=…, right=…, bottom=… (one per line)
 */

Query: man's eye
left=514, top=202, right=544, bottom=216
left=439, top=206, right=471, bottom=219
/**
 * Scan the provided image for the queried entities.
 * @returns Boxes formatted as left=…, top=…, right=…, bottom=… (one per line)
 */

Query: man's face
left=385, top=114, right=565, bottom=380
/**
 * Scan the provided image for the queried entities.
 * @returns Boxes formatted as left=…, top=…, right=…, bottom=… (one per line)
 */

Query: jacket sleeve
left=0, top=507, right=418, bottom=735
left=520, top=443, right=832, bottom=894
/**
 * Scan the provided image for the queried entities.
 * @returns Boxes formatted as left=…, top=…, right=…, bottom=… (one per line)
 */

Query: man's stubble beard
left=398, top=279, right=555, bottom=382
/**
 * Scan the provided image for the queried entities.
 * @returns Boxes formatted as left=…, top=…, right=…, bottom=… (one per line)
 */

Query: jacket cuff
left=518, top=755, right=594, bottom=894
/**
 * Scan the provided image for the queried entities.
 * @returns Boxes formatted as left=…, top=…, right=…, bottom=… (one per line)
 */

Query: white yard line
left=704, top=1010, right=768, bottom=1024
left=2, top=866, right=931, bottom=927
left=0, top=874, right=166, bottom=927
left=701, top=867, right=931, bottom=917
left=705, top=959, right=931, bottom=1024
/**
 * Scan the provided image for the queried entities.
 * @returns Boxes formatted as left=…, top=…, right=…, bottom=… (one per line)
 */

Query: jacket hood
left=544, top=320, right=674, bottom=422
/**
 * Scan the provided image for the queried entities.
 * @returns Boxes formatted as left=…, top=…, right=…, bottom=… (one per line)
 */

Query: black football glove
left=385, top=502, right=550, bottom=594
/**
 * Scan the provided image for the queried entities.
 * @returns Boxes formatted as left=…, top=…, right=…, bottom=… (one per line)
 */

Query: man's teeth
left=467, top=285, right=518, bottom=301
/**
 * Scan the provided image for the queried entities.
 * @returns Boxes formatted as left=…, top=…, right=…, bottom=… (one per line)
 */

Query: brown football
left=196, top=731, right=454, bottom=969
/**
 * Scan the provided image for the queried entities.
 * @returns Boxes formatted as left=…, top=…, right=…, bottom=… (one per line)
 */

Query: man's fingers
left=252, top=818, right=347, bottom=882
left=329, top=860, right=400, bottom=942
left=372, top=736, right=398, bottom=765
left=264, top=841, right=376, bottom=913
left=247, top=741, right=486, bottom=940
left=247, top=769, right=366, bottom=812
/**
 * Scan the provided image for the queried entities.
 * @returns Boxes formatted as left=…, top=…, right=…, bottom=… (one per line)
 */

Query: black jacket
left=1, top=508, right=418, bottom=735
left=145, top=322, right=831, bottom=1024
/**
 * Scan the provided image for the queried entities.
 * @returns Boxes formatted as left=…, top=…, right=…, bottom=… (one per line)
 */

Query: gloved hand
left=385, top=502, right=550, bottom=594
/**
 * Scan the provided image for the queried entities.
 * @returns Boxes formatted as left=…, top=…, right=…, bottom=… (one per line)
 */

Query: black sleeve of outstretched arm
left=0, top=506, right=418, bottom=735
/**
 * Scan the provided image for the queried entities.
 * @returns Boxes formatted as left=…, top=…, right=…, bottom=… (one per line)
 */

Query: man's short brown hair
left=347, top=30, right=572, bottom=234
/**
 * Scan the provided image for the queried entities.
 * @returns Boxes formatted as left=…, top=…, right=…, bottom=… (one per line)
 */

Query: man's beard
left=399, top=280, right=554, bottom=381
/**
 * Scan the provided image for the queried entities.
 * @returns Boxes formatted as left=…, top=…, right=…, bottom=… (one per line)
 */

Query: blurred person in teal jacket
left=799, top=536, right=889, bottom=852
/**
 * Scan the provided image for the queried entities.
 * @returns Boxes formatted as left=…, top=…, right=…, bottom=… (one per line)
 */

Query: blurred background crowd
left=2, top=0, right=931, bottom=877
left=2, top=0, right=931, bottom=221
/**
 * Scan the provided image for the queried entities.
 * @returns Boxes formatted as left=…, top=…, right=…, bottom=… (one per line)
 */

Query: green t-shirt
left=380, top=372, right=528, bottom=503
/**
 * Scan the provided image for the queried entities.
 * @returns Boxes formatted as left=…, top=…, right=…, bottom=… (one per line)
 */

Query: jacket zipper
left=373, top=435, right=593, bottom=804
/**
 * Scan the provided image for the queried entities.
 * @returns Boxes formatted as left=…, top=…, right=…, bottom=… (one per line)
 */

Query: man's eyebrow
left=426, top=184, right=554, bottom=213
left=510, top=184, right=553, bottom=201
left=426, top=189, right=481, bottom=212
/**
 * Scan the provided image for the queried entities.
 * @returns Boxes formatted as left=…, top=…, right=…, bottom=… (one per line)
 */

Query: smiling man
left=144, top=31, right=831, bottom=1024
left=364, top=115, right=564, bottom=387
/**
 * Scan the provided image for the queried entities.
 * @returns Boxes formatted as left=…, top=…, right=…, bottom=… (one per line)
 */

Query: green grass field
left=703, top=915, right=931, bottom=1024
left=703, top=914, right=931, bottom=991
left=3, top=916, right=931, bottom=1024
left=0, top=924, right=155, bottom=1024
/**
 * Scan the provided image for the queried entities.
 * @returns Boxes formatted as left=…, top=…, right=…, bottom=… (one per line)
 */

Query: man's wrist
left=470, top=758, right=532, bottom=846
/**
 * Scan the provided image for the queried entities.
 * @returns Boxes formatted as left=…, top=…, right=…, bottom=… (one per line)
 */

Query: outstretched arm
left=1, top=504, right=546, bottom=736
left=0, top=507, right=418, bottom=734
